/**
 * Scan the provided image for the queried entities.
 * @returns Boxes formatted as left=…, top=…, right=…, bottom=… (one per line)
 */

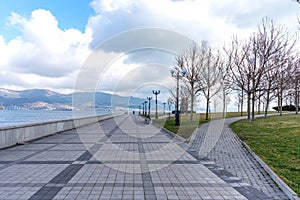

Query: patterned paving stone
left=0, top=114, right=280, bottom=199
left=189, top=117, right=290, bottom=200
left=0, top=150, right=36, bottom=161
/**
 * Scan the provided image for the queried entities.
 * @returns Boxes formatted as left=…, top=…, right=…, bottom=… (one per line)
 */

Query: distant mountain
left=0, top=88, right=72, bottom=110
left=0, top=88, right=157, bottom=111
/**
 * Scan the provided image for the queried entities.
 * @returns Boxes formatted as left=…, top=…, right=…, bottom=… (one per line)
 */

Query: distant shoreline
left=0, top=110, right=114, bottom=128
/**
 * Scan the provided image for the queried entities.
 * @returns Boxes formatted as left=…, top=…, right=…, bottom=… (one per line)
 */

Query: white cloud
left=0, top=0, right=299, bottom=95
left=90, top=0, right=137, bottom=13
left=0, top=9, right=92, bottom=92
left=210, top=0, right=298, bottom=28
left=87, top=0, right=299, bottom=47
left=84, top=0, right=299, bottom=94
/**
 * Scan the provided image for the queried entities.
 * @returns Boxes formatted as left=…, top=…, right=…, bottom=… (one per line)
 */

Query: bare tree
left=198, top=42, right=222, bottom=120
left=262, top=57, right=279, bottom=117
left=168, top=84, right=190, bottom=115
left=248, top=18, right=286, bottom=120
left=258, top=19, right=295, bottom=117
left=235, top=91, right=245, bottom=114
left=289, top=54, right=300, bottom=114
left=225, top=36, right=253, bottom=122
left=167, top=97, right=174, bottom=119
left=218, top=51, right=232, bottom=118
left=176, top=42, right=203, bottom=121
left=179, top=85, right=191, bottom=114
left=292, top=0, right=300, bottom=26
left=226, top=18, right=295, bottom=122
left=168, top=87, right=177, bottom=112
left=274, top=57, right=294, bottom=116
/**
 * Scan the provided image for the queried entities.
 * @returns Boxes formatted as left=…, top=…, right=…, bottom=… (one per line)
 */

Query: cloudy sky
left=0, top=0, right=299, bottom=107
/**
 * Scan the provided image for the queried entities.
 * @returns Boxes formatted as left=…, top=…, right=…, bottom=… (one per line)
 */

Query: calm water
left=0, top=110, right=113, bottom=128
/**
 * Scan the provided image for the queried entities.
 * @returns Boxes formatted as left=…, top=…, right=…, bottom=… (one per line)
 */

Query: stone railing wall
left=0, top=114, right=120, bottom=149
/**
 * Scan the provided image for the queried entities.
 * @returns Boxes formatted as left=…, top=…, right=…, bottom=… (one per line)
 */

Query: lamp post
left=152, top=90, right=160, bottom=119
left=142, top=103, right=145, bottom=115
left=171, top=67, right=186, bottom=126
left=163, top=102, right=166, bottom=115
left=147, top=97, right=152, bottom=118
left=167, top=100, right=173, bottom=119
left=144, top=101, right=148, bottom=116
left=138, top=105, right=141, bottom=115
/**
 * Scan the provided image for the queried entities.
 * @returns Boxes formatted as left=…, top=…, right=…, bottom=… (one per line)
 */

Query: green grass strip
left=230, top=114, right=300, bottom=196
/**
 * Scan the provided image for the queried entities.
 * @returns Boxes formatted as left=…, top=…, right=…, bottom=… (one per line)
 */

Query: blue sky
left=0, top=0, right=299, bottom=110
left=0, top=0, right=93, bottom=41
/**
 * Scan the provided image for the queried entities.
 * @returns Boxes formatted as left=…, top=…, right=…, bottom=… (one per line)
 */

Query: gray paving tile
left=0, top=114, right=282, bottom=199
left=0, top=150, right=36, bottom=161
left=25, top=150, right=84, bottom=161
left=189, top=117, right=289, bottom=199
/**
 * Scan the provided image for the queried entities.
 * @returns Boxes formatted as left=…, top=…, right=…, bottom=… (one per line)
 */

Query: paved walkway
left=0, top=114, right=284, bottom=199
left=189, top=116, right=289, bottom=200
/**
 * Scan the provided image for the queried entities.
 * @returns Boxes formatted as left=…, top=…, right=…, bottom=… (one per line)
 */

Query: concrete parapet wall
left=0, top=114, right=119, bottom=149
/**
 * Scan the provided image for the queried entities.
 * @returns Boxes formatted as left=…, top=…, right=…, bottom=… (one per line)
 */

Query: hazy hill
left=0, top=88, right=158, bottom=110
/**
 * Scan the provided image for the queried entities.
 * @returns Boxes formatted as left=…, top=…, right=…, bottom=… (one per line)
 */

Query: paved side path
left=189, top=116, right=288, bottom=200
left=0, top=114, right=273, bottom=200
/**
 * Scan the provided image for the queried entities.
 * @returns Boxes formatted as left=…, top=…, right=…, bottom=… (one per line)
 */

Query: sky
left=0, top=0, right=299, bottom=110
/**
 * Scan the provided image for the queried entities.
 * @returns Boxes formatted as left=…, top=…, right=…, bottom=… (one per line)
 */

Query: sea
left=0, top=110, right=114, bottom=128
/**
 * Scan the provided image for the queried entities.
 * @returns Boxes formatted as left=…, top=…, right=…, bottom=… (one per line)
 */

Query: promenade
left=0, top=114, right=288, bottom=199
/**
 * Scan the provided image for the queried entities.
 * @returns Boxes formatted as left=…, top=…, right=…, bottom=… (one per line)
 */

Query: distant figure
left=133, top=111, right=135, bottom=115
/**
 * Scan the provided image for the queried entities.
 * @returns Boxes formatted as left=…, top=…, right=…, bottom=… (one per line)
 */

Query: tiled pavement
left=0, top=114, right=282, bottom=199
left=189, top=116, right=289, bottom=200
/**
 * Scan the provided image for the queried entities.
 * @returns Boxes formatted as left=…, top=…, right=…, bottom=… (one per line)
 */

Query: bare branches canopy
left=173, top=17, right=298, bottom=122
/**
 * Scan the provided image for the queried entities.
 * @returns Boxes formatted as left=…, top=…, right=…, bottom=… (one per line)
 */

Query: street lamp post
left=144, top=101, right=148, bottom=116
left=152, top=90, right=160, bottom=119
left=138, top=105, right=141, bottom=115
left=167, top=100, right=173, bottom=119
left=163, top=103, right=166, bottom=115
left=147, top=97, right=152, bottom=118
left=142, top=103, right=145, bottom=115
left=171, top=67, right=186, bottom=126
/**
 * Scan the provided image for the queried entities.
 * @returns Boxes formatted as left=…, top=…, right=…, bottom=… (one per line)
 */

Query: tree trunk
left=279, top=90, right=283, bottom=116
left=241, top=90, right=244, bottom=116
left=296, top=81, right=299, bottom=115
left=251, top=92, right=255, bottom=120
left=296, top=91, right=299, bottom=115
left=186, top=101, right=189, bottom=115
left=247, top=92, right=251, bottom=122
left=190, top=87, right=194, bottom=122
left=264, top=91, right=270, bottom=118
left=222, top=88, right=226, bottom=118
left=206, top=98, right=210, bottom=120
left=277, top=92, right=280, bottom=114
left=257, top=92, right=261, bottom=115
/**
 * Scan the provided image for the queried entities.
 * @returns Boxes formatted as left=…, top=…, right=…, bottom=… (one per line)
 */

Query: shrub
left=272, top=105, right=298, bottom=111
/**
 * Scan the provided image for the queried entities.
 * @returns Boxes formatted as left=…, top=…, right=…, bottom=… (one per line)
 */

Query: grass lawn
left=154, top=113, right=211, bottom=139
left=154, top=111, right=277, bottom=139
left=225, top=111, right=277, bottom=118
left=230, top=114, right=300, bottom=196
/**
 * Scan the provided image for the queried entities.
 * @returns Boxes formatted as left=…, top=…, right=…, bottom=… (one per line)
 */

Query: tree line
left=172, top=18, right=299, bottom=122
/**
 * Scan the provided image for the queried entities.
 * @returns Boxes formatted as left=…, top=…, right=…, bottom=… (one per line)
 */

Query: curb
left=187, top=126, right=199, bottom=144
left=241, top=140, right=299, bottom=200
